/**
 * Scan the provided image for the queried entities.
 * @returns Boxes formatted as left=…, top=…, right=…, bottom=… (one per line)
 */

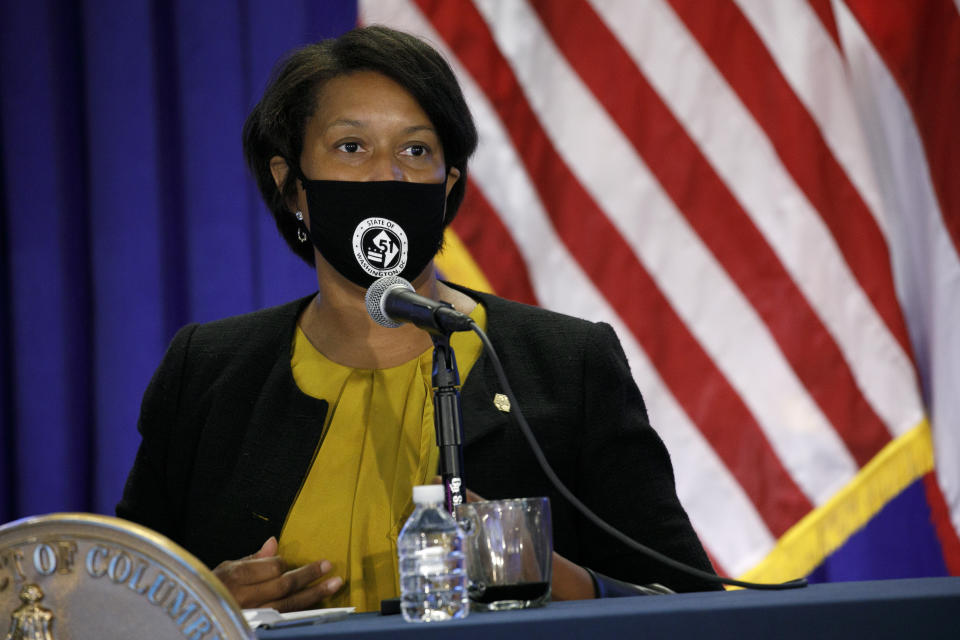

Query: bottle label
left=414, top=547, right=447, bottom=575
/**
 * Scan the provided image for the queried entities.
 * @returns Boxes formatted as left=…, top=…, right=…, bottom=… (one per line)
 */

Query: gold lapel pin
left=493, top=393, right=511, bottom=413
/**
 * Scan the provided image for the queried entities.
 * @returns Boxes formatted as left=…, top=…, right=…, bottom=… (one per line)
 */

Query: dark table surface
left=256, top=576, right=960, bottom=639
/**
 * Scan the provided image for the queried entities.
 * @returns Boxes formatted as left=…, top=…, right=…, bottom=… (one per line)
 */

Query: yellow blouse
left=278, top=303, right=486, bottom=612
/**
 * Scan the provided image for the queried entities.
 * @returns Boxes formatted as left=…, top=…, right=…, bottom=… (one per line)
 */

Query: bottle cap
left=412, top=484, right=445, bottom=505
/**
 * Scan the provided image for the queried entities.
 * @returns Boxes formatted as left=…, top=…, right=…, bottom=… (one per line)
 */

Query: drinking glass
left=455, top=497, right=552, bottom=611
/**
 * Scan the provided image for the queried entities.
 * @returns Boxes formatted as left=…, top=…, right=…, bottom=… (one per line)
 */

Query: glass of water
left=455, top=497, right=552, bottom=611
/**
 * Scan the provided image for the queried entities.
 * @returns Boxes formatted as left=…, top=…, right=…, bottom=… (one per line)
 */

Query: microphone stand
left=430, top=331, right=466, bottom=513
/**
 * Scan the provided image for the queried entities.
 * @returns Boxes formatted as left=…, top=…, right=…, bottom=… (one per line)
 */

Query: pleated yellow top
left=278, top=303, right=486, bottom=612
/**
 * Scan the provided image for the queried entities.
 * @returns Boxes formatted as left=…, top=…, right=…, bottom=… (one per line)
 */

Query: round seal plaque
left=0, top=513, right=253, bottom=640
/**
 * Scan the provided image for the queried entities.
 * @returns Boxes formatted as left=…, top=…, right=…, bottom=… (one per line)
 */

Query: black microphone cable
left=465, top=319, right=808, bottom=592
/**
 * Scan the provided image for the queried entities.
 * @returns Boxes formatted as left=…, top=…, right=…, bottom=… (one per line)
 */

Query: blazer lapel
left=461, top=345, right=511, bottom=446
left=211, top=297, right=330, bottom=545
left=456, top=287, right=516, bottom=447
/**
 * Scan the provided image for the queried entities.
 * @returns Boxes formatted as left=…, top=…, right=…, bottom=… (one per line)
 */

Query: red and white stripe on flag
left=360, top=0, right=960, bottom=579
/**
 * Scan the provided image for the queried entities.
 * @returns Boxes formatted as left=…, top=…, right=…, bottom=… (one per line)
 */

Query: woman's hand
left=550, top=551, right=596, bottom=600
left=213, top=536, right=344, bottom=612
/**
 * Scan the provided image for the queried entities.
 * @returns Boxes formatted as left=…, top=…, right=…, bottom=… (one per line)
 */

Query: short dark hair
left=242, top=26, right=479, bottom=266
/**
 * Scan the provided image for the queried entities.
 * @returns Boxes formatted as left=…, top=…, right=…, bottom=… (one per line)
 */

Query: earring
left=295, top=211, right=308, bottom=243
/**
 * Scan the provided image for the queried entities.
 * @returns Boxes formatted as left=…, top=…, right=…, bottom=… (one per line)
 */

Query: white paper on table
left=242, top=607, right=355, bottom=629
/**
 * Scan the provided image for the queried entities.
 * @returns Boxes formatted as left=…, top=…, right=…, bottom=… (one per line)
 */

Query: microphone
left=365, top=276, right=474, bottom=333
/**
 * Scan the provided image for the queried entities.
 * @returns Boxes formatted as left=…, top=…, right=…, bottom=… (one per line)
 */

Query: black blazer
left=117, top=287, right=717, bottom=592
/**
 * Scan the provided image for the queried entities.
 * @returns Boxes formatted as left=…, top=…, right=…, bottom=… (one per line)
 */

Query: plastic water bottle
left=398, top=484, right=470, bottom=622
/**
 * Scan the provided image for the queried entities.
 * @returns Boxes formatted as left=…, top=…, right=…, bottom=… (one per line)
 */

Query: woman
left=117, top=26, right=717, bottom=613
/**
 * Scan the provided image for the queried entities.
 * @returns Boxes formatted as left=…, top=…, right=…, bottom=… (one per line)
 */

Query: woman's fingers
left=215, top=555, right=287, bottom=590
left=214, top=548, right=343, bottom=610
left=250, top=536, right=279, bottom=559
left=265, top=571, right=345, bottom=612
left=252, top=560, right=332, bottom=605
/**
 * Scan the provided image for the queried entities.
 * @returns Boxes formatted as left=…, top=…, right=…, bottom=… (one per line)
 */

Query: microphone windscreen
left=365, top=275, right=414, bottom=328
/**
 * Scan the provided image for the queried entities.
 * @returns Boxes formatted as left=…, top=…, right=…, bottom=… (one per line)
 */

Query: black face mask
left=294, top=171, right=447, bottom=288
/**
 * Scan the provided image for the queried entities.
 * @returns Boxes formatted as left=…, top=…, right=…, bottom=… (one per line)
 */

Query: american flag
left=360, top=0, right=960, bottom=579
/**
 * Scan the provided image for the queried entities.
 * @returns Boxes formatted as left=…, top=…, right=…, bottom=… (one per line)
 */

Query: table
left=257, top=576, right=959, bottom=639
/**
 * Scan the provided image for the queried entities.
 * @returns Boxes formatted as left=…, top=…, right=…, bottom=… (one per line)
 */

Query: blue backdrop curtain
left=0, top=0, right=357, bottom=522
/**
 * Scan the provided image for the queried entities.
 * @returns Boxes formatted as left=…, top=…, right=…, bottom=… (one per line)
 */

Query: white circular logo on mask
left=352, top=217, right=409, bottom=277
